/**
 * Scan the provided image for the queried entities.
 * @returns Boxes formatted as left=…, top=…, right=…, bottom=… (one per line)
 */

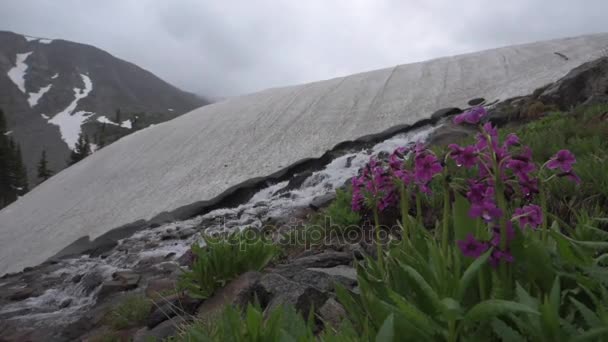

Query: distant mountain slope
left=0, top=30, right=208, bottom=183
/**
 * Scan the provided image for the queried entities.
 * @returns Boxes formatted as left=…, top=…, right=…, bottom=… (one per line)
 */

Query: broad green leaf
left=491, top=319, right=525, bottom=342
left=464, top=300, right=539, bottom=324
left=571, top=327, right=608, bottom=341
left=375, top=314, right=395, bottom=342
left=453, top=193, right=478, bottom=241
left=396, top=261, right=442, bottom=312
left=440, top=297, right=464, bottom=321
left=457, top=248, right=492, bottom=300
left=570, top=297, right=602, bottom=328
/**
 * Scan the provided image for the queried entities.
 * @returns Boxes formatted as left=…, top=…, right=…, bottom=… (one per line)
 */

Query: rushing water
left=0, top=124, right=438, bottom=328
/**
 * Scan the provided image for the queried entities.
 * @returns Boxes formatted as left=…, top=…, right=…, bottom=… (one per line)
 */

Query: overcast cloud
left=1, top=0, right=607, bottom=98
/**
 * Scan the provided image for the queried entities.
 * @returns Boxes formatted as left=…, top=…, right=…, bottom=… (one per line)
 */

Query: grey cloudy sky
left=1, top=0, right=607, bottom=98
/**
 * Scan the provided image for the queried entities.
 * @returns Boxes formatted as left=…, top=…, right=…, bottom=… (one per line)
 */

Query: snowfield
left=7, top=52, right=32, bottom=93
left=48, top=74, right=94, bottom=149
left=27, top=84, right=53, bottom=107
left=1, top=33, right=608, bottom=275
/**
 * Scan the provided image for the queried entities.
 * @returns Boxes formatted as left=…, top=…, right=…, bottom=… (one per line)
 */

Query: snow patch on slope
left=41, top=114, right=50, bottom=120
left=7, top=52, right=32, bottom=93
left=96, top=116, right=132, bottom=129
left=51, top=73, right=59, bottom=79
left=27, top=84, right=52, bottom=107
left=121, top=119, right=132, bottom=129
left=48, top=74, right=94, bottom=149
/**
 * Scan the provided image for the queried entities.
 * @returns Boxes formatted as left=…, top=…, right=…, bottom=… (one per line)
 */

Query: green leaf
left=491, top=319, right=525, bottom=342
left=464, top=300, right=539, bottom=324
left=375, top=314, right=395, bottom=342
left=570, top=297, right=602, bottom=328
left=453, top=193, right=478, bottom=241
left=571, top=328, right=608, bottom=341
left=549, top=277, right=561, bottom=311
left=457, top=248, right=492, bottom=300
left=441, top=297, right=464, bottom=321
left=386, top=290, right=442, bottom=336
left=396, top=261, right=442, bottom=312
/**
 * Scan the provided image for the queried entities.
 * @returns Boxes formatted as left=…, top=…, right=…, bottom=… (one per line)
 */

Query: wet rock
left=287, top=251, right=352, bottom=269
left=259, top=273, right=328, bottom=317
left=2, top=287, right=35, bottom=301
left=145, top=278, right=178, bottom=299
left=177, top=228, right=196, bottom=239
left=59, top=298, right=72, bottom=308
left=160, top=233, right=178, bottom=241
left=164, top=252, right=176, bottom=260
left=80, top=272, right=104, bottom=295
left=309, top=193, right=336, bottom=211
left=467, top=98, right=486, bottom=106
left=541, top=57, right=608, bottom=109
left=177, top=249, right=196, bottom=267
left=71, top=274, right=83, bottom=284
left=134, top=316, right=189, bottom=342
left=197, top=272, right=267, bottom=318
left=426, top=124, right=475, bottom=146
left=145, top=241, right=160, bottom=249
left=319, top=298, right=346, bottom=328
left=146, top=295, right=201, bottom=328
left=97, top=272, right=140, bottom=300
left=430, top=107, right=462, bottom=121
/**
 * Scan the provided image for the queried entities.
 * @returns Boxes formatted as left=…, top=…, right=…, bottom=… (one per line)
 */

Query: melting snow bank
left=0, top=123, right=438, bottom=331
left=7, top=52, right=32, bottom=93
left=27, top=84, right=52, bottom=107
left=48, top=74, right=94, bottom=149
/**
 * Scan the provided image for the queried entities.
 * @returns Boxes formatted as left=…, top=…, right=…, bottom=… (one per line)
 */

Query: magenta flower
left=453, top=107, right=487, bottom=125
left=467, top=182, right=494, bottom=205
left=448, top=144, right=478, bottom=168
left=491, top=221, right=516, bottom=246
left=414, top=153, right=443, bottom=183
left=490, top=249, right=514, bottom=268
left=560, top=171, right=581, bottom=184
left=518, top=173, right=539, bottom=199
left=393, top=169, right=412, bottom=185
left=513, top=204, right=543, bottom=229
left=470, top=200, right=503, bottom=222
left=503, top=133, right=520, bottom=148
left=547, top=149, right=576, bottom=172
left=457, top=233, right=489, bottom=258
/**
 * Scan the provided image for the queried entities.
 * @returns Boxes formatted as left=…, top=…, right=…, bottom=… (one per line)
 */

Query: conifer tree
left=68, top=132, right=92, bottom=166
left=0, top=108, right=28, bottom=207
left=115, top=109, right=122, bottom=125
left=37, top=149, right=53, bottom=182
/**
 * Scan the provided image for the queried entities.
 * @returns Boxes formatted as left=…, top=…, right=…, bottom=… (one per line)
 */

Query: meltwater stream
left=0, top=124, right=438, bottom=330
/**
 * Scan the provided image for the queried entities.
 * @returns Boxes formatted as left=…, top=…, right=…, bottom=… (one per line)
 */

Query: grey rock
left=134, top=316, right=190, bottom=342
left=541, top=57, right=608, bottom=109
left=319, top=298, right=347, bottom=328
left=80, top=272, right=103, bottom=295
left=146, top=295, right=201, bottom=328
left=259, top=273, right=328, bottom=317
left=309, top=193, right=337, bottom=211
left=197, top=271, right=267, bottom=318
left=467, top=98, right=486, bottom=106
left=430, top=107, right=462, bottom=121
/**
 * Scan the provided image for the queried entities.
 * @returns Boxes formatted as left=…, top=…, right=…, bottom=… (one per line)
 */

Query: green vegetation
left=37, top=149, right=53, bottom=183
left=324, top=189, right=361, bottom=231
left=68, top=131, right=92, bottom=166
left=0, top=108, right=28, bottom=208
left=178, top=231, right=280, bottom=299
left=105, top=294, right=152, bottom=330
left=172, top=104, right=608, bottom=341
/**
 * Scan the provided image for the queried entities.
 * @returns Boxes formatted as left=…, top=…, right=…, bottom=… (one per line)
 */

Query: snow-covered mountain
left=1, top=33, right=608, bottom=275
left=0, top=31, right=208, bottom=182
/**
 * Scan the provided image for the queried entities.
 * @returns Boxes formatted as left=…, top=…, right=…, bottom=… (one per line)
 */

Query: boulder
left=1, top=287, right=35, bottom=301
left=146, top=295, right=201, bottom=328
left=197, top=271, right=267, bottom=318
left=430, top=107, right=462, bottom=121
left=97, top=271, right=140, bottom=300
left=319, top=298, right=347, bottom=328
left=80, top=272, right=104, bottom=295
left=309, top=193, right=337, bottom=211
left=134, top=316, right=189, bottom=342
left=286, top=251, right=352, bottom=269
left=467, top=98, right=486, bottom=106
left=541, top=57, right=608, bottom=109
left=259, top=273, right=328, bottom=316
left=145, top=278, right=178, bottom=299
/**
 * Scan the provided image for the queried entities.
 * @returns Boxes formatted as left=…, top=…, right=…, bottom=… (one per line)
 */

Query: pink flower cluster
left=449, top=107, right=579, bottom=267
left=351, top=143, right=443, bottom=212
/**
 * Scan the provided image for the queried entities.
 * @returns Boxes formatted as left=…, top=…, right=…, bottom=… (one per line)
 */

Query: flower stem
left=539, top=184, right=549, bottom=243
left=416, top=194, right=423, bottom=227
left=400, top=184, right=410, bottom=242
left=373, top=206, right=384, bottom=270
left=442, top=180, right=450, bottom=257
